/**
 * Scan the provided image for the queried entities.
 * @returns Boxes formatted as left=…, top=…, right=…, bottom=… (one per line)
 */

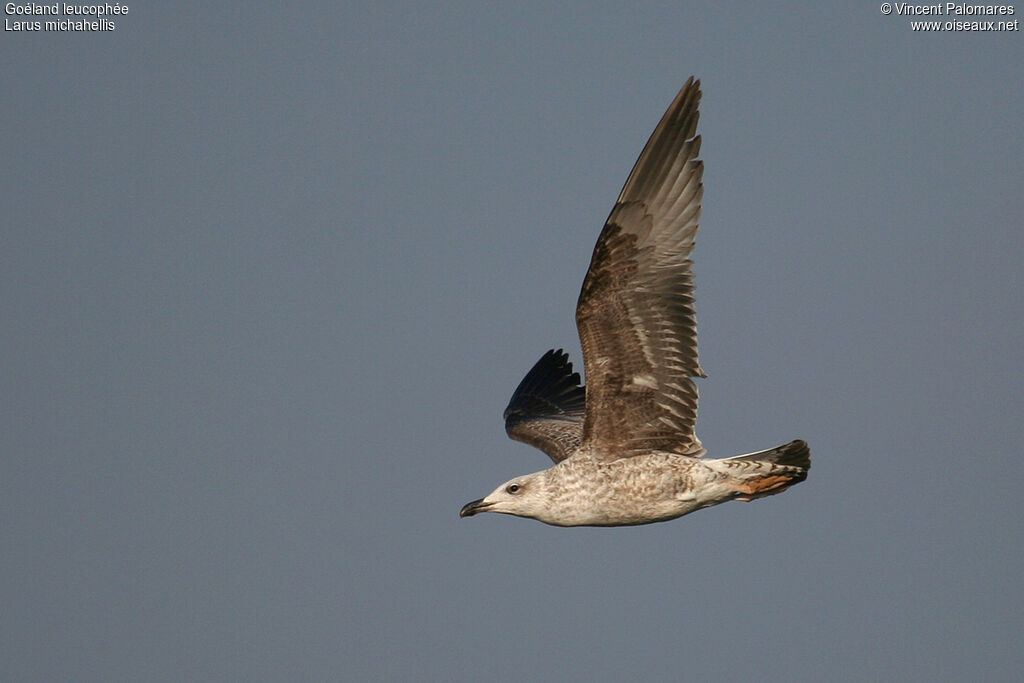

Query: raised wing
left=503, top=349, right=585, bottom=463
left=575, top=78, right=706, bottom=459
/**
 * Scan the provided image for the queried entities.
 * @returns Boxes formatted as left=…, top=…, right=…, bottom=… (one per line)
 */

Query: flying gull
left=460, top=78, right=810, bottom=527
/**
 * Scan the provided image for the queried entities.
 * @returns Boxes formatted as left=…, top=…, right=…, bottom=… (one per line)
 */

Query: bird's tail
left=723, top=439, right=810, bottom=501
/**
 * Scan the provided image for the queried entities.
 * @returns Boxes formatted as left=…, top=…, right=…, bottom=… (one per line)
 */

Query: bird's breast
left=540, top=454, right=709, bottom=526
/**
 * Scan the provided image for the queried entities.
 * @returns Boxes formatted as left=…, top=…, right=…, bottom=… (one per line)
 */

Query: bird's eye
left=506, top=484, right=520, bottom=494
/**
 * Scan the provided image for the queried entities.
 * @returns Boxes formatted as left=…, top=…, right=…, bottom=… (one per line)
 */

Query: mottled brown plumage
left=461, top=78, right=810, bottom=527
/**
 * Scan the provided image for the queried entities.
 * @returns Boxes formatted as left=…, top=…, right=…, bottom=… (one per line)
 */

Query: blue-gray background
left=3, top=3, right=1021, bottom=681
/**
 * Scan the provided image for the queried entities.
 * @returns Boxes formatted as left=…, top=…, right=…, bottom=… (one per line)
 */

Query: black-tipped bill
left=460, top=498, right=492, bottom=518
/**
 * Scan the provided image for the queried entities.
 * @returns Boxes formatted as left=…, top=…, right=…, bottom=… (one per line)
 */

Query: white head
left=460, top=470, right=550, bottom=522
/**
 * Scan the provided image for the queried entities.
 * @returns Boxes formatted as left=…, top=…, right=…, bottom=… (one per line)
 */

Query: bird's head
left=460, top=471, right=549, bottom=521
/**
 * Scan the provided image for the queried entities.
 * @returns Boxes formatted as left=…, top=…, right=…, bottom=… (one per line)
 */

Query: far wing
left=575, top=78, right=706, bottom=459
left=503, top=349, right=585, bottom=463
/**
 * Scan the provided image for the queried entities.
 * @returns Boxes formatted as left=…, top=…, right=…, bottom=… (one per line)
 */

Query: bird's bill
left=460, top=497, right=494, bottom=518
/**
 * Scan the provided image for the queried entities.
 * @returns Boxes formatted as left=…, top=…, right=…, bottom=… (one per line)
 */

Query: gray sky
left=3, top=3, right=1022, bottom=681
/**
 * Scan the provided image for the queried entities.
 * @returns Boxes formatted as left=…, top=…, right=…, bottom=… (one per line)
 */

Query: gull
left=460, top=78, right=809, bottom=527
